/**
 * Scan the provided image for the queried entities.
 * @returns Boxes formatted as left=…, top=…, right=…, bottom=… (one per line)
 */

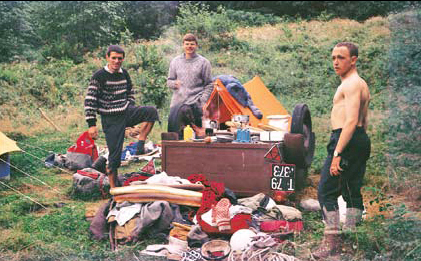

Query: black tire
left=291, top=104, right=312, bottom=136
left=288, top=104, right=316, bottom=168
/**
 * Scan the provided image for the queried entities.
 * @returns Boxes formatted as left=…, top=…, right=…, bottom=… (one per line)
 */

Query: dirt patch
left=85, top=199, right=109, bottom=219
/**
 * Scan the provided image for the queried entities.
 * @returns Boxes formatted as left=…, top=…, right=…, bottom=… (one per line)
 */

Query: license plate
left=270, top=164, right=295, bottom=191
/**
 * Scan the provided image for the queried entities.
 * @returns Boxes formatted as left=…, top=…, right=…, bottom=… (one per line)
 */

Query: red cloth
left=187, top=174, right=225, bottom=224
left=199, top=214, right=251, bottom=235
left=77, top=170, right=99, bottom=179
left=260, top=220, right=303, bottom=232
left=123, top=175, right=151, bottom=186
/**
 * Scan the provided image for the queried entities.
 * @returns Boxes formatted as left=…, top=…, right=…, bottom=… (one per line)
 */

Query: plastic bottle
left=183, top=125, right=194, bottom=142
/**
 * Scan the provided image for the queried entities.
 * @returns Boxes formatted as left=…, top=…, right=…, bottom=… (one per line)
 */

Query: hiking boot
left=343, top=208, right=363, bottom=232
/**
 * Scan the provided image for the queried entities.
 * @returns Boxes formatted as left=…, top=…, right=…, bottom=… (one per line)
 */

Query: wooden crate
left=161, top=141, right=275, bottom=196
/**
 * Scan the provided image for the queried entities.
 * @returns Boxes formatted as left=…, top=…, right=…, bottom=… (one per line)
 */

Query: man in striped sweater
left=84, top=45, right=159, bottom=188
left=167, top=33, right=214, bottom=139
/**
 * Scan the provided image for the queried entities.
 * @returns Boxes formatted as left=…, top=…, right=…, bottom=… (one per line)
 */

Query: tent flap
left=0, top=131, right=22, bottom=156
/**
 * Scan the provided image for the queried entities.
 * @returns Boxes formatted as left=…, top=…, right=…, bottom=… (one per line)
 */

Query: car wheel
left=287, top=104, right=315, bottom=168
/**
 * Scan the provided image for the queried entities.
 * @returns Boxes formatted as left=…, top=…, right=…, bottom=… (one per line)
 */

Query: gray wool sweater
left=167, top=53, right=213, bottom=109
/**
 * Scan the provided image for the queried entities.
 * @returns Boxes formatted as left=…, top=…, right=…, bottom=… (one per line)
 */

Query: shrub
left=225, top=9, right=282, bottom=27
left=175, top=3, right=239, bottom=51
left=129, top=44, right=169, bottom=109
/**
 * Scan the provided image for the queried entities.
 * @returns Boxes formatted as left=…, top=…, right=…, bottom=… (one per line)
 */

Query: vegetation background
left=0, top=1, right=420, bottom=260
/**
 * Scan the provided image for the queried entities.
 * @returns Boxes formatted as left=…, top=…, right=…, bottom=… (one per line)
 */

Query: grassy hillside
left=0, top=8, right=420, bottom=261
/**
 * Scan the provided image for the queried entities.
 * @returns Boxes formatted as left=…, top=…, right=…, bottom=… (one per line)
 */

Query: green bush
left=129, top=45, right=170, bottom=108
left=225, top=9, right=282, bottom=27
left=175, top=3, right=239, bottom=51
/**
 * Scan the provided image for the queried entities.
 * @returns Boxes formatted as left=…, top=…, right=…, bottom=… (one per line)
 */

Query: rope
left=228, top=236, right=299, bottom=261
left=19, top=147, right=74, bottom=175
left=0, top=180, right=48, bottom=210
left=0, top=157, right=64, bottom=195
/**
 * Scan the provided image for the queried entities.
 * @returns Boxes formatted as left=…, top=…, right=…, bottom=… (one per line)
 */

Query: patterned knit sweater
left=167, top=53, right=213, bottom=109
left=84, top=67, right=135, bottom=127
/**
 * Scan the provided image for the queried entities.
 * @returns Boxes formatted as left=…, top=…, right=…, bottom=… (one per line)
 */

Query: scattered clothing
left=237, top=193, right=276, bottom=212
left=107, top=202, right=142, bottom=226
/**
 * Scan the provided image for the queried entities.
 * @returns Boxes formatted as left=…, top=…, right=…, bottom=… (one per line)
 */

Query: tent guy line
left=18, top=146, right=75, bottom=175
left=0, top=157, right=64, bottom=195
left=0, top=180, right=48, bottom=210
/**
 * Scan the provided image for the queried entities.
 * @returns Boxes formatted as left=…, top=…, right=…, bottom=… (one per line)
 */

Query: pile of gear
left=88, top=172, right=307, bottom=261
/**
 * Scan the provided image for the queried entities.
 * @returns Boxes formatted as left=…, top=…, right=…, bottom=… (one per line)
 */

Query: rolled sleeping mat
left=114, top=192, right=202, bottom=207
left=128, top=182, right=205, bottom=192
left=110, top=184, right=203, bottom=198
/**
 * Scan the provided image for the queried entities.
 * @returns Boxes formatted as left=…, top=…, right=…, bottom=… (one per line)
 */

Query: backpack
left=66, top=131, right=99, bottom=170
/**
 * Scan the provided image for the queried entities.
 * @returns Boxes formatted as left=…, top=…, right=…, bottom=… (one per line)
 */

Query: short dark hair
left=183, top=33, right=197, bottom=44
left=107, top=45, right=125, bottom=57
left=335, top=42, right=358, bottom=58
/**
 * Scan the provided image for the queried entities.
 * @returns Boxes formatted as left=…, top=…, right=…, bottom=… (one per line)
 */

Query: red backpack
left=66, top=131, right=99, bottom=170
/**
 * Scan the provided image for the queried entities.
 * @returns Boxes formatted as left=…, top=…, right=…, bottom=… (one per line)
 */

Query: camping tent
left=203, top=76, right=291, bottom=128
left=0, top=131, right=22, bottom=179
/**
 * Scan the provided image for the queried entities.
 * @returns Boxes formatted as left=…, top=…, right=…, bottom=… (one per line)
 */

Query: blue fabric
left=213, top=75, right=263, bottom=119
left=214, top=75, right=250, bottom=107
left=0, top=154, right=10, bottom=179
left=121, top=142, right=139, bottom=160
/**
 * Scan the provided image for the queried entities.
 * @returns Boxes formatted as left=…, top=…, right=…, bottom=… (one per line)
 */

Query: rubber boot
left=313, top=208, right=341, bottom=259
left=343, top=208, right=363, bottom=232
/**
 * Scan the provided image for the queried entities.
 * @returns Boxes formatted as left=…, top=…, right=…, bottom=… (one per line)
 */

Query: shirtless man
left=314, top=42, right=371, bottom=259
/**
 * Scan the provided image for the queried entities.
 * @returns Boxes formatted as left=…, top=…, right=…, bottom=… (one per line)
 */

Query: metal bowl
left=232, top=115, right=249, bottom=123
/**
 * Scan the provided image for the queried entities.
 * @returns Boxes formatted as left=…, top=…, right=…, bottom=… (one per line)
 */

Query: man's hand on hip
left=330, top=156, right=343, bottom=176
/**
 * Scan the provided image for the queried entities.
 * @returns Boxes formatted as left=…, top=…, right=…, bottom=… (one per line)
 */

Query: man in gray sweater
left=167, top=34, right=214, bottom=139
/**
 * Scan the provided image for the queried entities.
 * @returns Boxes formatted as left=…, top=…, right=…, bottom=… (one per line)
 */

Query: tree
left=29, top=1, right=126, bottom=63
left=0, top=1, right=37, bottom=62
left=122, top=1, right=178, bottom=40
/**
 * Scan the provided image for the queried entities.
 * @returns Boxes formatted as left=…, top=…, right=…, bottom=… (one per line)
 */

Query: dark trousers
left=318, top=127, right=371, bottom=212
left=101, top=105, right=159, bottom=172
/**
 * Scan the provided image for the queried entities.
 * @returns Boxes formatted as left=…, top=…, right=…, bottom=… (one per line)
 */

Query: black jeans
left=318, top=127, right=371, bottom=211
left=101, top=105, right=159, bottom=172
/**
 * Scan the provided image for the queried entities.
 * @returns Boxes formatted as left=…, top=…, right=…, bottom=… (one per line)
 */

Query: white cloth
left=274, top=205, right=302, bottom=221
left=107, top=203, right=142, bottom=226
left=143, top=172, right=191, bottom=185
left=141, top=236, right=188, bottom=256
